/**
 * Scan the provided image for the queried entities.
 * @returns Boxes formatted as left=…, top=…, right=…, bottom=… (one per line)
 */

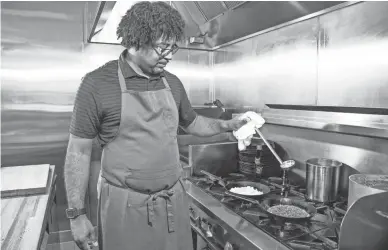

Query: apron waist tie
left=147, top=190, right=175, bottom=233
left=101, top=175, right=178, bottom=233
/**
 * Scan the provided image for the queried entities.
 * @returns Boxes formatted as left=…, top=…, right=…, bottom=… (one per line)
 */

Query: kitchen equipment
left=348, top=174, right=388, bottom=209
left=224, top=190, right=262, bottom=205
left=200, top=170, right=271, bottom=198
left=199, top=170, right=227, bottom=187
left=255, top=139, right=283, bottom=178
left=339, top=191, right=388, bottom=250
left=261, top=197, right=317, bottom=224
left=238, top=139, right=281, bottom=178
left=238, top=144, right=256, bottom=162
left=187, top=172, right=345, bottom=250
left=254, top=128, right=283, bottom=165
left=1, top=164, right=50, bottom=198
left=255, top=129, right=296, bottom=197
left=281, top=160, right=295, bottom=169
left=238, top=161, right=257, bottom=176
left=306, top=158, right=342, bottom=203
left=255, top=128, right=296, bottom=171
left=280, top=163, right=292, bottom=197
left=224, top=192, right=317, bottom=224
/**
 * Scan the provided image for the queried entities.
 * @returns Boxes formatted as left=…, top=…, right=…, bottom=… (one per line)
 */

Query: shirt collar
left=118, top=50, right=165, bottom=79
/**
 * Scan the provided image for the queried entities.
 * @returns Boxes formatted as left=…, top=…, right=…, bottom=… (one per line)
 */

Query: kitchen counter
left=1, top=165, right=57, bottom=250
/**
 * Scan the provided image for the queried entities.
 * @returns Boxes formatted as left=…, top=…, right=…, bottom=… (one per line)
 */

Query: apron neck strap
left=117, top=62, right=127, bottom=92
left=118, top=60, right=171, bottom=92
left=161, top=77, right=170, bottom=89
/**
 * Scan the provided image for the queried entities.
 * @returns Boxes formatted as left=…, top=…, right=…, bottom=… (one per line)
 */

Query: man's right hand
left=70, top=215, right=97, bottom=250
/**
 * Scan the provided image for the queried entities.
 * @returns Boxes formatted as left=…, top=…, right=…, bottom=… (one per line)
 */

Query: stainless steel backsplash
left=212, top=1, right=388, bottom=109
left=185, top=122, right=388, bottom=198
left=262, top=122, right=388, bottom=197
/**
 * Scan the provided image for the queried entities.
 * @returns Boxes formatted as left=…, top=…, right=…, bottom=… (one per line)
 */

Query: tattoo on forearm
left=206, top=118, right=221, bottom=132
left=64, top=151, right=90, bottom=208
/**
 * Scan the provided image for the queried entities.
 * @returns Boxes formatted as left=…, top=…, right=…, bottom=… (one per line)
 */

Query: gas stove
left=185, top=174, right=347, bottom=250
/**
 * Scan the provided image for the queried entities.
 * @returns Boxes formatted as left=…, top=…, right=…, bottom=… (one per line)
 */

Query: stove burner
left=221, top=197, right=258, bottom=211
left=187, top=175, right=345, bottom=250
left=278, top=229, right=291, bottom=238
left=283, top=222, right=298, bottom=231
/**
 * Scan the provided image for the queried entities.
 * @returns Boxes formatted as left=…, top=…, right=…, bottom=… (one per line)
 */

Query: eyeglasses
left=153, top=44, right=179, bottom=58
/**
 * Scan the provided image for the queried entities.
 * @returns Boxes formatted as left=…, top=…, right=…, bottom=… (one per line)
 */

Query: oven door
left=191, top=222, right=222, bottom=250
left=189, top=203, right=237, bottom=250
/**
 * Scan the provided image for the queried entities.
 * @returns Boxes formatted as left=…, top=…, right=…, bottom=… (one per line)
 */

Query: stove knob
left=224, top=242, right=234, bottom=250
left=206, top=228, right=213, bottom=238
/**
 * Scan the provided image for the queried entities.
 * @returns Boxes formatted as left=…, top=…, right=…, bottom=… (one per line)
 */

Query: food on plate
left=267, top=205, right=310, bottom=218
left=229, top=186, right=263, bottom=196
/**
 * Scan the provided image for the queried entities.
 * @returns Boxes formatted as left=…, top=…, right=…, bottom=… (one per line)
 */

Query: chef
left=63, top=2, right=264, bottom=250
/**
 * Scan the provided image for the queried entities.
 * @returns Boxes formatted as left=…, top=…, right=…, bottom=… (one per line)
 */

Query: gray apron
left=97, top=59, right=193, bottom=250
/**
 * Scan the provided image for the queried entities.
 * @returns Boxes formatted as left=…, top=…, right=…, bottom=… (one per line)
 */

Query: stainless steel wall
left=212, top=1, right=388, bottom=109
left=317, top=2, right=388, bottom=108
left=166, top=49, right=212, bottom=105
left=213, top=18, right=319, bottom=109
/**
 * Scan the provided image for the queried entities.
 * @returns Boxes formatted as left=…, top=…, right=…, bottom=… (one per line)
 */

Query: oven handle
left=191, top=222, right=222, bottom=250
left=189, top=206, right=200, bottom=223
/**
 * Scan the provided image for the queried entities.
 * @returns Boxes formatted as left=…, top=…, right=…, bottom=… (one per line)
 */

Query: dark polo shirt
left=70, top=50, right=197, bottom=147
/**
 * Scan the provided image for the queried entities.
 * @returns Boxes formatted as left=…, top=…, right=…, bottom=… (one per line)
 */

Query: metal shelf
left=261, top=105, right=388, bottom=139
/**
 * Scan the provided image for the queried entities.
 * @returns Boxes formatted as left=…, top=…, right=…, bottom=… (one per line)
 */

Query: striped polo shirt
left=70, top=50, right=197, bottom=147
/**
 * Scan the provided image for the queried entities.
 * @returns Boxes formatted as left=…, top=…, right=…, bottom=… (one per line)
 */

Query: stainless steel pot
left=306, top=158, right=342, bottom=203
left=348, top=174, right=388, bottom=210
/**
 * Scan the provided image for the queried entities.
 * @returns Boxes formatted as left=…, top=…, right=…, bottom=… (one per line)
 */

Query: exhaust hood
left=88, top=1, right=247, bottom=50
left=87, top=1, right=347, bottom=50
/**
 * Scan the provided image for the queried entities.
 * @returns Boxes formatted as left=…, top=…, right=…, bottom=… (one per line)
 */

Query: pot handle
left=224, top=191, right=261, bottom=205
left=200, top=170, right=226, bottom=187
left=375, top=210, right=388, bottom=219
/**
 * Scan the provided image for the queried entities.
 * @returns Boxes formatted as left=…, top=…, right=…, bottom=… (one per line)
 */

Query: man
left=64, top=2, right=263, bottom=250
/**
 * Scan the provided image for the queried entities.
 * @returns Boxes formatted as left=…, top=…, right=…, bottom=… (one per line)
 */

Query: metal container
left=348, top=174, right=388, bottom=209
left=306, top=158, right=342, bottom=203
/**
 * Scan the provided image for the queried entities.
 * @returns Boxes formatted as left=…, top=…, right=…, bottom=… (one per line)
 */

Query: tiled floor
left=46, top=242, right=99, bottom=250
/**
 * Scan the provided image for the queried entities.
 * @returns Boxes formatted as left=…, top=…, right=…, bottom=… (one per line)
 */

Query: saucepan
left=200, top=170, right=271, bottom=199
left=261, top=197, right=317, bottom=223
left=306, top=158, right=342, bottom=203
left=348, top=174, right=388, bottom=210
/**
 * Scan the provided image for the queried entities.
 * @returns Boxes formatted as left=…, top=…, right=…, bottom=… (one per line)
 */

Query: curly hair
left=116, top=1, right=185, bottom=49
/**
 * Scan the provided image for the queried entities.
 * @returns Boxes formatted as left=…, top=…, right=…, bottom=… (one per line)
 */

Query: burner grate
left=187, top=176, right=345, bottom=250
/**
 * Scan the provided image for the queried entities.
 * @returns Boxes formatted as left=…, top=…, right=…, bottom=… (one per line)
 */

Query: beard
left=150, top=62, right=167, bottom=75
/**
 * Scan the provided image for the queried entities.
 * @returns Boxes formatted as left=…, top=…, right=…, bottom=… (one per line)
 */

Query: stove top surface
left=188, top=174, right=347, bottom=250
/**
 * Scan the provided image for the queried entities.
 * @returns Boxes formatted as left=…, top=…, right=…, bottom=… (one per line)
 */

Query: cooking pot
left=348, top=174, right=388, bottom=210
left=306, top=158, right=342, bottom=203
